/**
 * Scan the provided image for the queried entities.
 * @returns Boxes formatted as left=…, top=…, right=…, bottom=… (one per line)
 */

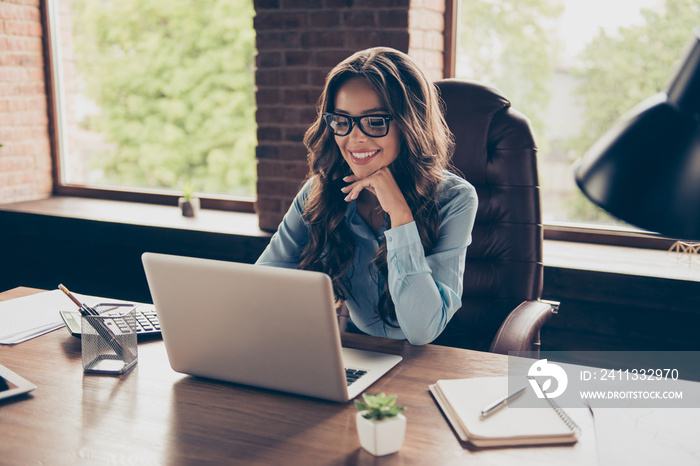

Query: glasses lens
left=325, top=114, right=351, bottom=136
left=360, top=116, right=389, bottom=137
left=324, top=113, right=390, bottom=137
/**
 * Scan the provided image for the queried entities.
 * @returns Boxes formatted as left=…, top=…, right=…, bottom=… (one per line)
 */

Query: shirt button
left=387, top=236, right=393, bottom=243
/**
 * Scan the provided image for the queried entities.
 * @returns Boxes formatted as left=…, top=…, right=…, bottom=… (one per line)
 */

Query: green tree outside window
left=70, top=0, right=256, bottom=196
left=456, top=0, right=698, bottom=228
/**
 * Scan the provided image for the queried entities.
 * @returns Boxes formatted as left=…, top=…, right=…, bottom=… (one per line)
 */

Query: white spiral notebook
left=429, top=376, right=579, bottom=447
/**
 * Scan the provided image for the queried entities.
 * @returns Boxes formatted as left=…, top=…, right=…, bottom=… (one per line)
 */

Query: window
left=453, top=0, right=698, bottom=245
left=46, top=0, right=256, bottom=209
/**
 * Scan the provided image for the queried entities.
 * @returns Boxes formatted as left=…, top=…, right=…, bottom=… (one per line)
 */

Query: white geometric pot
left=356, top=411, right=406, bottom=456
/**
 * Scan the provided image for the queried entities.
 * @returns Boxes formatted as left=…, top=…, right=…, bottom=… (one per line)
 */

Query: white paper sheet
left=593, top=405, right=700, bottom=465
left=0, top=290, right=111, bottom=344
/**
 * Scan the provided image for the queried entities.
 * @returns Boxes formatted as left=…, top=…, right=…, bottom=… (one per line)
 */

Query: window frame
left=443, top=0, right=674, bottom=250
left=41, top=0, right=256, bottom=213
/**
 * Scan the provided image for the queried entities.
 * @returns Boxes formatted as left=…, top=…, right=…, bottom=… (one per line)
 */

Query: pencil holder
left=82, top=307, right=138, bottom=374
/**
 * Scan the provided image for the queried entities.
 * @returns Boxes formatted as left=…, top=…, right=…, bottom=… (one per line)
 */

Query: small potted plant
left=178, top=182, right=200, bottom=217
left=354, top=393, right=406, bottom=456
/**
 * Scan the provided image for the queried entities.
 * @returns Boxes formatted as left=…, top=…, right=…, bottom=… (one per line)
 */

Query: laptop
left=141, top=252, right=402, bottom=402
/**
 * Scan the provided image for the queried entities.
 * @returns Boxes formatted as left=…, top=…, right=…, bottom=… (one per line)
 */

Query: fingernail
left=344, top=194, right=350, bottom=201
left=342, top=176, right=349, bottom=181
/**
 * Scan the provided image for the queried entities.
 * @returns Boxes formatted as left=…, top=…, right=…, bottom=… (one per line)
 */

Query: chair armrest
left=489, top=300, right=559, bottom=356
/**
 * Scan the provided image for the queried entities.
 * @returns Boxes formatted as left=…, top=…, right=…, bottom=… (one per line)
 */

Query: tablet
left=0, top=364, right=36, bottom=401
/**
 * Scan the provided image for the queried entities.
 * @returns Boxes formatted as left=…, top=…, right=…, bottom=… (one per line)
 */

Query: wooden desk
left=0, top=287, right=596, bottom=465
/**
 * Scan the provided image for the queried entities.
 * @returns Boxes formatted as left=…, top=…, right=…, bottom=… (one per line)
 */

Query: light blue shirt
left=255, top=171, right=478, bottom=345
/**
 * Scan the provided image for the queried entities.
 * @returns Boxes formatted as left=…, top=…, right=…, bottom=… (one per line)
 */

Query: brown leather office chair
left=432, top=79, right=558, bottom=356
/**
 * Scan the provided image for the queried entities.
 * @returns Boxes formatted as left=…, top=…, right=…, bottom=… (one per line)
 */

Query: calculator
left=59, top=304, right=161, bottom=340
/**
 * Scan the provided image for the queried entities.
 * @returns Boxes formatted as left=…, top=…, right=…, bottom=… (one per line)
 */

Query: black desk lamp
left=575, top=29, right=700, bottom=240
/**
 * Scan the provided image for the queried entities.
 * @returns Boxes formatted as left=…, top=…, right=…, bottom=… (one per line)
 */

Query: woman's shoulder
left=281, top=177, right=315, bottom=218
left=294, top=177, right=315, bottom=202
left=435, top=171, right=478, bottom=220
left=437, top=170, right=477, bottom=203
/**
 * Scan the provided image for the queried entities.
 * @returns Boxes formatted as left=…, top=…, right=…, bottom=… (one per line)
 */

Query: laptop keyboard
left=345, top=368, right=367, bottom=386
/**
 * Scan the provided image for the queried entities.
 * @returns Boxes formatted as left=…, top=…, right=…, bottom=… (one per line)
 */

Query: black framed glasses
left=322, top=112, right=393, bottom=138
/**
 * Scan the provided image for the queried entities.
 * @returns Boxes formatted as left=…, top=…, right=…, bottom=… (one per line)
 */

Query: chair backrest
left=433, top=79, right=544, bottom=351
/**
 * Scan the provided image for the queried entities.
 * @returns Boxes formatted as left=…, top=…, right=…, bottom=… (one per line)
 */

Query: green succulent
left=181, top=181, right=196, bottom=200
left=354, top=393, right=405, bottom=420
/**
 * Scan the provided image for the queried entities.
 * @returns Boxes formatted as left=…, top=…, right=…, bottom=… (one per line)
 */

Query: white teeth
left=352, top=151, right=377, bottom=159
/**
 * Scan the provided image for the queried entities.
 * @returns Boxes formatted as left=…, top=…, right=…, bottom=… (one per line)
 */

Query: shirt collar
left=345, top=200, right=388, bottom=241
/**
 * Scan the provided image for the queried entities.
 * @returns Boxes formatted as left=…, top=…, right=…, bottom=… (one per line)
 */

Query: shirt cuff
left=384, top=221, right=421, bottom=250
left=385, top=221, right=431, bottom=280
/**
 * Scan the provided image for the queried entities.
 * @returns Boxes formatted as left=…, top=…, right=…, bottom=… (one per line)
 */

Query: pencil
left=58, top=284, right=82, bottom=308
left=58, top=284, right=98, bottom=315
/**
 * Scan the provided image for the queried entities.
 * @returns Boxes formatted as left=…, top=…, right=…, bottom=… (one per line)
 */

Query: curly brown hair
left=300, top=47, right=454, bottom=326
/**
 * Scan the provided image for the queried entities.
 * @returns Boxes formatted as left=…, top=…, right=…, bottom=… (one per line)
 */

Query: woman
left=256, top=47, right=478, bottom=346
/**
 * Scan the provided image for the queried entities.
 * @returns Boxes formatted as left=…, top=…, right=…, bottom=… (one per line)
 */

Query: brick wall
left=254, top=0, right=448, bottom=231
left=0, top=0, right=52, bottom=203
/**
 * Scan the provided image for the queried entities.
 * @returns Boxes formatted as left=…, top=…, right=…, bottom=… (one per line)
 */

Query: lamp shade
left=575, top=30, right=700, bottom=240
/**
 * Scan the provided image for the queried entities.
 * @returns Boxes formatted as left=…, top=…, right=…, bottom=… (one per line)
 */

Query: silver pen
left=480, top=386, right=526, bottom=418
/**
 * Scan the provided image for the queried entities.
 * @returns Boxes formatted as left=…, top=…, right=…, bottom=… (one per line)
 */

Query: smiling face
left=332, top=77, right=401, bottom=180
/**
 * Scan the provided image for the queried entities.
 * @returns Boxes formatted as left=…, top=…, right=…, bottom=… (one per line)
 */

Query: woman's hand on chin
left=341, top=167, right=414, bottom=228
